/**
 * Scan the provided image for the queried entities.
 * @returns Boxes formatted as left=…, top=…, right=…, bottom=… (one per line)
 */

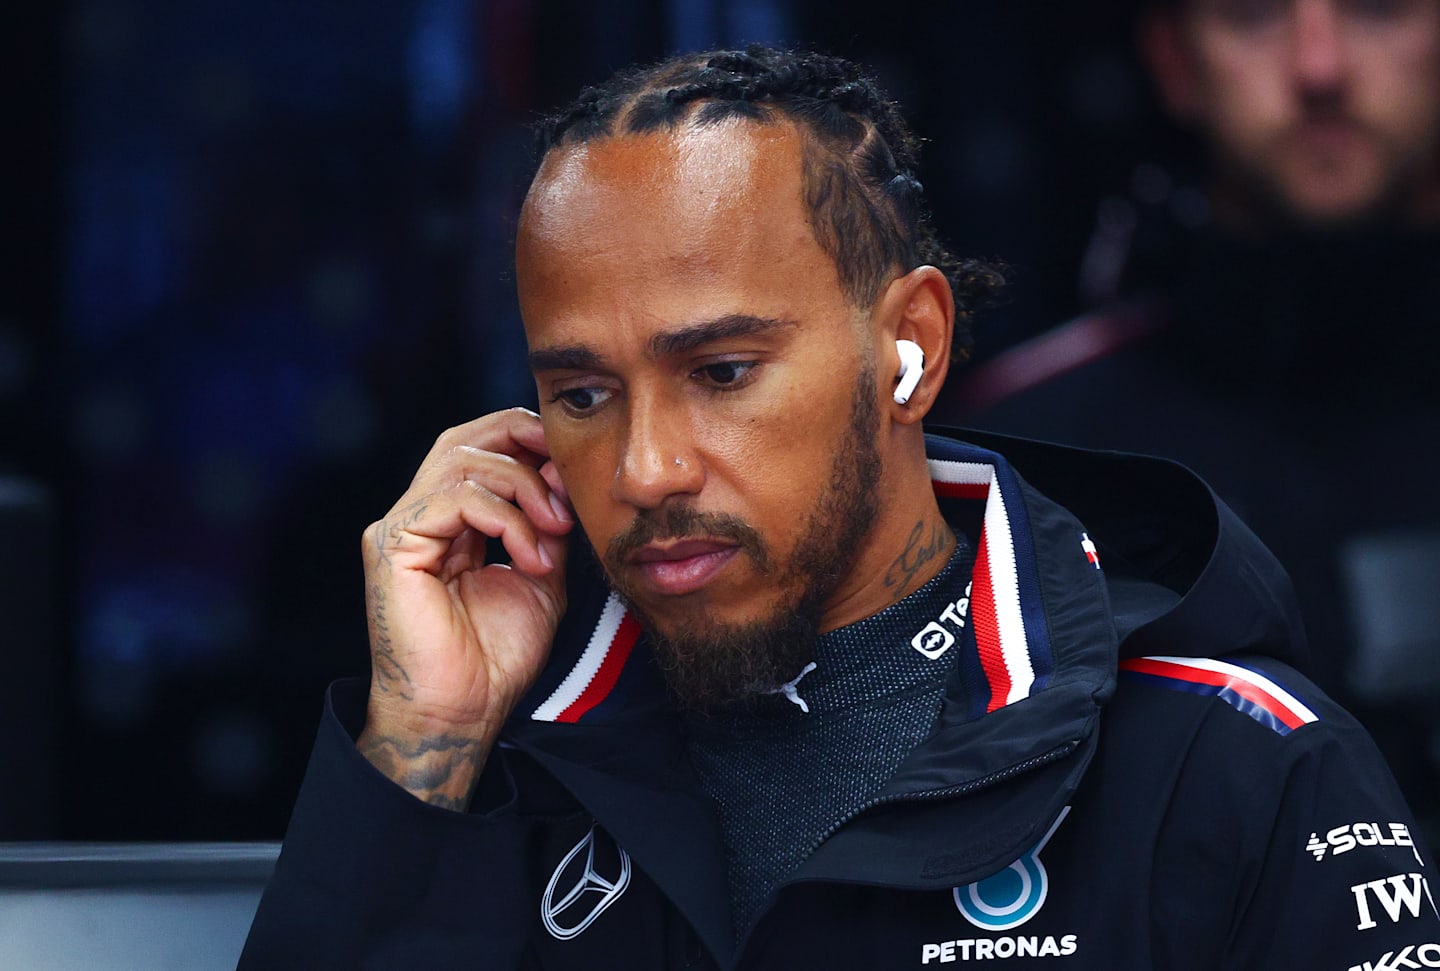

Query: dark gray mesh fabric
left=685, top=539, right=975, bottom=940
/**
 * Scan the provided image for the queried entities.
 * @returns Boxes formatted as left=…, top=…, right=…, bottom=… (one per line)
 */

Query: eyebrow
left=649, top=314, right=795, bottom=357
left=527, top=314, right=795, bottom=372
left=527, top=344, right=604, bottom=372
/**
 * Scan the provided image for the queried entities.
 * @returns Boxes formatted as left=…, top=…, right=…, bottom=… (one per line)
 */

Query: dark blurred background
left=0, top=0, right=1257, bottom=841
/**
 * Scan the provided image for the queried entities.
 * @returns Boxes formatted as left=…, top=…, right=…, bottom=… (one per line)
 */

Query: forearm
left=356, top=725, right=492, bottom=811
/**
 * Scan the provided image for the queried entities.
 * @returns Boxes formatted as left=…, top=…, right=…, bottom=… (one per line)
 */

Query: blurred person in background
left=960, top=0, right=1440, bottom=843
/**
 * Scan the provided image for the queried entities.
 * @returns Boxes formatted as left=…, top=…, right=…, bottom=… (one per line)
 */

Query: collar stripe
left=532, top=593, right=641, bottom=723
left=1120, top=656, right=1318, bottom=734
left=933, top=481, right=989, bottom=501
left=929, top=458, right=1037, bottom=710
left=969, top=530, right=1011, bottom=712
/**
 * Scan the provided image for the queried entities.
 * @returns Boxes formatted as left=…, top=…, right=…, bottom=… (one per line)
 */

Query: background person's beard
left=601, top=366, right=883, bottom=714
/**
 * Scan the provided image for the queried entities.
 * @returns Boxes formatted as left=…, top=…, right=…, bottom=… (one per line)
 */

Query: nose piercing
left=674, top=457, right=683, bottom=467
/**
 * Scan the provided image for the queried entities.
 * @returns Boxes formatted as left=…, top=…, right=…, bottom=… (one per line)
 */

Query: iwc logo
left=541, top=825, right=632, bottom=940
left=954, top=808, right=1070, bottom=932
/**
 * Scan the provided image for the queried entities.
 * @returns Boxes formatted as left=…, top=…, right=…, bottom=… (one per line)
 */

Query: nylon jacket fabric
left=241, top=429, right=1438, bottom=970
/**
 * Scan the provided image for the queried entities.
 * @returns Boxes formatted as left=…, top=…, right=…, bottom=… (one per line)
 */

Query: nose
left=610, top=392, right=705, bottom=509
left=1292, top=0, right=1347, bottom=93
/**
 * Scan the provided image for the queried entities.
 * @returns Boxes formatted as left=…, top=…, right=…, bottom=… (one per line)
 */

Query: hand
left=355, top=409, right=574, bottom=809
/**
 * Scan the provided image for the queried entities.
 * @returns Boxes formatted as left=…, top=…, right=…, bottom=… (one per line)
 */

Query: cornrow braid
left=535, top=45, right=1003, bottom=361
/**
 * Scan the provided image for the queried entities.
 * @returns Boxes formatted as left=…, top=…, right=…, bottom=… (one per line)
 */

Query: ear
left=1139, top=9, right=1203, bottom=123
left=875, top=265, right=954, bottom=426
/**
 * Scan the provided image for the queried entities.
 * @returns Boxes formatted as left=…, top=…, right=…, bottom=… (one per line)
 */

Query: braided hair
left=535, top=46, right=1003, bottom=361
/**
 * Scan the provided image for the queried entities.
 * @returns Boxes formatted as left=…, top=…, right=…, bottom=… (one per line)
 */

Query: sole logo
left=954, top=807, right=1069, bottom=932
left=541, top=825, right=631, bottom=940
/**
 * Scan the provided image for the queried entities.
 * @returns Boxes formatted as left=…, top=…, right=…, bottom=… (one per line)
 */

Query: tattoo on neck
left=884, top=518, right=953, bottom=593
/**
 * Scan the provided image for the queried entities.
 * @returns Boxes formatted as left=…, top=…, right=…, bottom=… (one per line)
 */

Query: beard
left=598, top=364, right=883, bottom=715
left=1224, top=104, right=1426, bottom=233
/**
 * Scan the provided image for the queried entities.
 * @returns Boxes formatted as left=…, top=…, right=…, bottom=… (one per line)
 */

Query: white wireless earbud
left=893, top=339, right=925, bottom=405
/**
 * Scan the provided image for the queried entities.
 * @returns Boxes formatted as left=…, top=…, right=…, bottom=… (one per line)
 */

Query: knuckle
left=455, top=478, right=504, bottom=507
left=360, top=521, right=382, bottom=552
left=445, top=443, right=515, bottom=470
left=434, top=424, right=466, bottom=449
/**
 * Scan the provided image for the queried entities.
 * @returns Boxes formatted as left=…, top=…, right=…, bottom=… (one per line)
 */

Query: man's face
left=515, top=121, right=893, bottom=704
left=1163, top=0, right=1440, bottom=227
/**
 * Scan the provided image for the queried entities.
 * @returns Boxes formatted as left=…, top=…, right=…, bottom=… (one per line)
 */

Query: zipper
left=732, top=738, right=1082, bottom=967
left=806, top=738, right=1081, bottom=854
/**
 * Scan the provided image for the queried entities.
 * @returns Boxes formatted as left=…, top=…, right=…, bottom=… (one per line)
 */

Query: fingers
left=410, top=412, right=572, bottom=531
left=369, top=412, right=577, bottom=579
left=432, top=447, right=572, bottom=536
left=418, top=408, right=551, bottom=473
left=371, top=478, right=553, bottom=577
left=539, top=460, right=570, bottom=510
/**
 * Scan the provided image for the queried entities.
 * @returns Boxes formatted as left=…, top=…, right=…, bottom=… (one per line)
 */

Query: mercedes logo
left=541, top=825, right=632, bottom=940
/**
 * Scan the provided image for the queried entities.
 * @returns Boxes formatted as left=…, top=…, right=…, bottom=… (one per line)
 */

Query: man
left=1147, top=0, right=1440, bottom=231
left=960, top=0, right=1440, bottom=844
left=243, top=47, right=1436, bottom=969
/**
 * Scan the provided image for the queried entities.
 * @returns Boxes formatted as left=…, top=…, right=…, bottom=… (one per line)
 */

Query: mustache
left=1294, top=95, right=1367, bottom=132
left=605, top=505, right=771, bottom=573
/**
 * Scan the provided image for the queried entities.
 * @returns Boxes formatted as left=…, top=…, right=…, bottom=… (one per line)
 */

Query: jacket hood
left=951, top=426, right=1309, bottom=671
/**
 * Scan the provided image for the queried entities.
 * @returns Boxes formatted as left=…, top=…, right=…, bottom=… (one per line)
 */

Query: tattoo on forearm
left=366, top=499, right=433, bottom=698
left=884, top=518, right=954, bottom=592
left=359, top=731, right=486, bottom=810
left=367, top=578, right=413, bottom=700
left=362, top=494, right=488, bottom=808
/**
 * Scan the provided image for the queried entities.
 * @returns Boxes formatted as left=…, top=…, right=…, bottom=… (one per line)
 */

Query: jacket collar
left=504, top=433, right=1123, bottom=956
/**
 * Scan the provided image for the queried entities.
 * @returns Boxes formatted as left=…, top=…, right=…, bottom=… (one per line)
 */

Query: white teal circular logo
left=954, top=853, right=1048, bottom=930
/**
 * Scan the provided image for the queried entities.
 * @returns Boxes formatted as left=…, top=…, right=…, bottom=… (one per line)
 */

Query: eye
left=1340, top=0, right=1420, bottom=19
left=550, top=386, right=614, bottom=414
left=1202, top=0, right=1287, bottom=27
left=693, top=360, right=757, bottom=388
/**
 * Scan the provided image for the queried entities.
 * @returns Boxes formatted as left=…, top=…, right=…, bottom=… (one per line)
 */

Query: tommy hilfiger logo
left=541, top=825, right=632, bottom=940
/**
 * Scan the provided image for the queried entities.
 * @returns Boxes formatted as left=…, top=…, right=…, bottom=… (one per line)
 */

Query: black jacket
left=242, top=429, right=1437, bottom=969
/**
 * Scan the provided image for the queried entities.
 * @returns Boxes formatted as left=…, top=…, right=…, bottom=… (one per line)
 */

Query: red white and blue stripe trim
left=1120, top=656, right=1319, bottom=736
left=531, top=593, right=642, bottom=723
left=928, top=454, right=1054, bottom=713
